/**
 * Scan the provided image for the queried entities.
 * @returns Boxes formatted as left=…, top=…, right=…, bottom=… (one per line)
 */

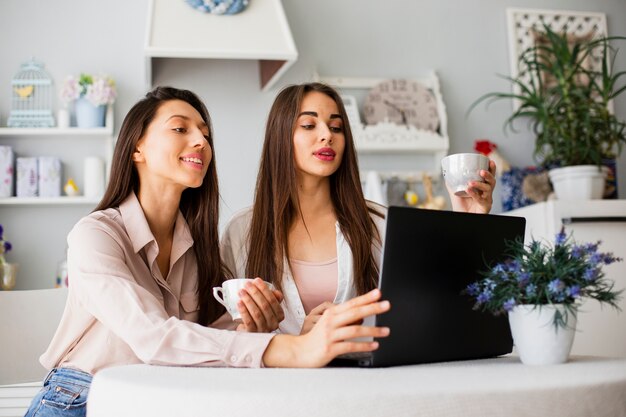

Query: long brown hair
left=246, top=82, right=383, bottom=294
left=95, top=86, right=226, bottom=325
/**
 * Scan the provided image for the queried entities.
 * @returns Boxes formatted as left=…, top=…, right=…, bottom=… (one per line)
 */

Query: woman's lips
left=314, top=147, right=336, bottom=161
left=180, top=154, right=204, bottom=170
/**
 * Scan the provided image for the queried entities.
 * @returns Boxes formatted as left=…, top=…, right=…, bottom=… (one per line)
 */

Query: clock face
left=363, top=79, right=440, bottom=132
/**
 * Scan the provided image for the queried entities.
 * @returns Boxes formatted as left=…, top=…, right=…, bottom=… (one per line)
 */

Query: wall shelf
left=145, top=0, right=298, bottom=91
left=0, top=197, right=101, bottom=206
left=0, top=127, right=112, bottom=136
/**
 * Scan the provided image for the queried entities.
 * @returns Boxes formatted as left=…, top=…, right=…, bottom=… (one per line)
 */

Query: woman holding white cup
left=222, top=83, right=496, bottom=337
left=24, top=87, right=390, bottom=417
left=441, top=152, right=497, bottom=214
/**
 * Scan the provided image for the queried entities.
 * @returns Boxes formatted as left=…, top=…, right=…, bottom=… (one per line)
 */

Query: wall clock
left=363, top=79, right=440, bottom=132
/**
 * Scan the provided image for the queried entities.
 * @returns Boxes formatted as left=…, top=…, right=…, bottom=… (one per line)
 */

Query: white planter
left=548, top=165, right=608, bottom=200
left=508, top=304, right=577, bottom=365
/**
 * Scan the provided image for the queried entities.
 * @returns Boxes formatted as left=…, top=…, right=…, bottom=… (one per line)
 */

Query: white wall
left=1, top=0, right=626, bottom=288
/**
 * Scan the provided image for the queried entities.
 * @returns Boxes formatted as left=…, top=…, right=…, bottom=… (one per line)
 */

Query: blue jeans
left=24, top=368, right=92, bottom=417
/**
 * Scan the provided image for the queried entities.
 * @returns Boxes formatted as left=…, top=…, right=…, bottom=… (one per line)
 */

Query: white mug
left=213, top=278, right=275, bottom=321
left=441, top=153, right=489, bottom=197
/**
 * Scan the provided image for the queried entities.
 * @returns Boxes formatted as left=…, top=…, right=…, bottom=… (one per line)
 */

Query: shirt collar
left=119, top=192, right=194, bottom=256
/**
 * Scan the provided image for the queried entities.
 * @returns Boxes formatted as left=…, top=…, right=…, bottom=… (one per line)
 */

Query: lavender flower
left=466, top=283, right=480, bottom=296
left=548, top=279, right=564, bottom=294
left=571, top=245, right=584, bottom=259
left=0, top=224, right=11, bottom=263
left=516, top=272, right=531, bottom=285
left=584, top=267, right=598, bottom=281
left=477, top=289, right=493, bottom=304
left=466, top=230, right=622, bottom=327
left=503, top=297, right=516, bottom=312
left=567, top=285, right=581, bottom=298
left=589, top=252, right=603, bottom=265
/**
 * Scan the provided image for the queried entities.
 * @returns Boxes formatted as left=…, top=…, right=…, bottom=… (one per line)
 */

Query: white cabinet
left=0, top=109, right=114, bottom=289
left=507, top=200, right=626, bottom=358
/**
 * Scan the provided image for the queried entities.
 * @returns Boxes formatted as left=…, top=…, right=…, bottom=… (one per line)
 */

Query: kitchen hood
left=145, top=0, right=298, bottom=91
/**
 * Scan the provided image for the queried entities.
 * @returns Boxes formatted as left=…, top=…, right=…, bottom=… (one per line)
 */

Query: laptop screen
left=373, top=207, right=526, bottom=367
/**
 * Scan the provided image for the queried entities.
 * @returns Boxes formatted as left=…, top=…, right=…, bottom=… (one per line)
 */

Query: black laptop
left=330, top=206, right=526, bottom=367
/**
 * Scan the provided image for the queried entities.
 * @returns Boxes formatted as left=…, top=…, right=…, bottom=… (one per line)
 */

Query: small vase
left=75, top=97, right=106, bottom=128
left=508, top=304, right=577, bottom=365
left=0, top=262, right=18, bottom=290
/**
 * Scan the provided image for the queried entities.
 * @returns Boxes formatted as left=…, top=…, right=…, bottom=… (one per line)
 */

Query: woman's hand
left=236, top=278, right=285, bottom=333
left=449, top=159, right=497, bottom=214
left=300, top=302, right=335, bottom=335
left=262, top=289, right=391, bottom=368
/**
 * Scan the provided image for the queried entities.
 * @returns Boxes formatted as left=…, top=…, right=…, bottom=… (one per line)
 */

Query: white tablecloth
left=88, top=356, right=626, bottom=417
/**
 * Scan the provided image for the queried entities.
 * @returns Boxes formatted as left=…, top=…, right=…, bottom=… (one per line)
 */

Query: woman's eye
left=173, top=127, right=187, bottom=133
left=330, top=126, right=343, bottom=133
left=301, top=124, right=315, bottom=130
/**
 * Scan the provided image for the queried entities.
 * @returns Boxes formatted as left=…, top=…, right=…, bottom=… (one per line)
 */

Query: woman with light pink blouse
left=24, top=87, right=390, bottom=417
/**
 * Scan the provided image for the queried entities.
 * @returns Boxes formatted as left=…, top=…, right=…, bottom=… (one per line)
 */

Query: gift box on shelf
left=0, top=146, right=14, bottom=198
left=16, top=157, right=38, bottom=197
left=38, top=157, right=62, bottom=197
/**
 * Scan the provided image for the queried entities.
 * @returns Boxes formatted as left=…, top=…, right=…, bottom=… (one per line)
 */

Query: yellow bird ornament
left=14, top=85, right=34, bottom=99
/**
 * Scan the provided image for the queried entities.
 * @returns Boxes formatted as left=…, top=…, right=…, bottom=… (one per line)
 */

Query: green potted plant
left=470, top=24, right=626, bottom=199
left=465, top=229, right=622, bottom=365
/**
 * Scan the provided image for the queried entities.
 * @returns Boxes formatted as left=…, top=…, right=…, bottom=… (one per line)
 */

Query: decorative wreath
left=185, top=0, right=249, bottom=15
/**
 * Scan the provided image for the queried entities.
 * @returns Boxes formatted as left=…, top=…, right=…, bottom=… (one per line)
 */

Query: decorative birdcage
left=7, top=59, right=55, bottom=128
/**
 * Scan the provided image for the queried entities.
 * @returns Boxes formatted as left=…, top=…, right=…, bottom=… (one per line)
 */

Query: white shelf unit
left=0, top=107, right=114, bottom=205
left=0, top=108, right=115, bottom=290
left=145, top=0, right=298, bottom=91
left=316, top=72, right=450, bottom=181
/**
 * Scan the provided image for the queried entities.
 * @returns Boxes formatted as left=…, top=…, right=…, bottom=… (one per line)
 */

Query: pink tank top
left=290, top=257, right=339, bottom=314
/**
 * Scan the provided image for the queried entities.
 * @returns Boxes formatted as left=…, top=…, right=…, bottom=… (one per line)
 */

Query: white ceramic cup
left=212, top=278, right=276, bottom=321
left=441, top=153, right=489, bottom=197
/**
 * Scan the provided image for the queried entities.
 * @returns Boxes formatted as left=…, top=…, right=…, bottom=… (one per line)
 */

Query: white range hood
left=145, top=0, right=298, bottom=91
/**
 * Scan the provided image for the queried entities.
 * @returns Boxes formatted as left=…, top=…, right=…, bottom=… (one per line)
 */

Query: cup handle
left=212, top=287, right=227, bottom=308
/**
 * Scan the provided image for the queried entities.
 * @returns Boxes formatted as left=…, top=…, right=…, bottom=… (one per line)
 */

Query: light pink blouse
left=290, top=258, right=339, bottom=314
left=40, top=193, right=274, bottom=374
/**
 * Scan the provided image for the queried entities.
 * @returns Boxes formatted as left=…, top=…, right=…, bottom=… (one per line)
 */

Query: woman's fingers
left=238, top=279, right=284, bottom=331
left=326, top=298, right=390, bottom=330
left=310, top=301, right=334, bottom=315
left=250, top=278, right=284, bottom=322
left=239, top=290, right=271, bottom=331
left=236, top=300, right=258, bottom=332
left=331, top=324, right=390, bottom=343
left=331, top=289, right=383, bottom=314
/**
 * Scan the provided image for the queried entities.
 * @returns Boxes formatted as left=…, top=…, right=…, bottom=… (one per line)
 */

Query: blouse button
left=245, top=355, right=252, bottom=362
left=230, top=355, right=237, bottom=363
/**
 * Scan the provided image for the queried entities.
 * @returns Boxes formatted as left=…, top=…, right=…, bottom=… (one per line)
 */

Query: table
left=88, top=356, right=626, bottom=417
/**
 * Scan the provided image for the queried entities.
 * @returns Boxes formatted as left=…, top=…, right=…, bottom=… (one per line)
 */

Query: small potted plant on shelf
left=60, top=73, right=117, bottom=128
left=470, top=24, right=626, bottom=200
left=466, top=229, right=622, bottom=365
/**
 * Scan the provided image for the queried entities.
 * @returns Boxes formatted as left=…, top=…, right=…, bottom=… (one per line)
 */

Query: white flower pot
left=508, top=304, right=577, bottom=365
left=548, top=165, right=608, bottom=200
